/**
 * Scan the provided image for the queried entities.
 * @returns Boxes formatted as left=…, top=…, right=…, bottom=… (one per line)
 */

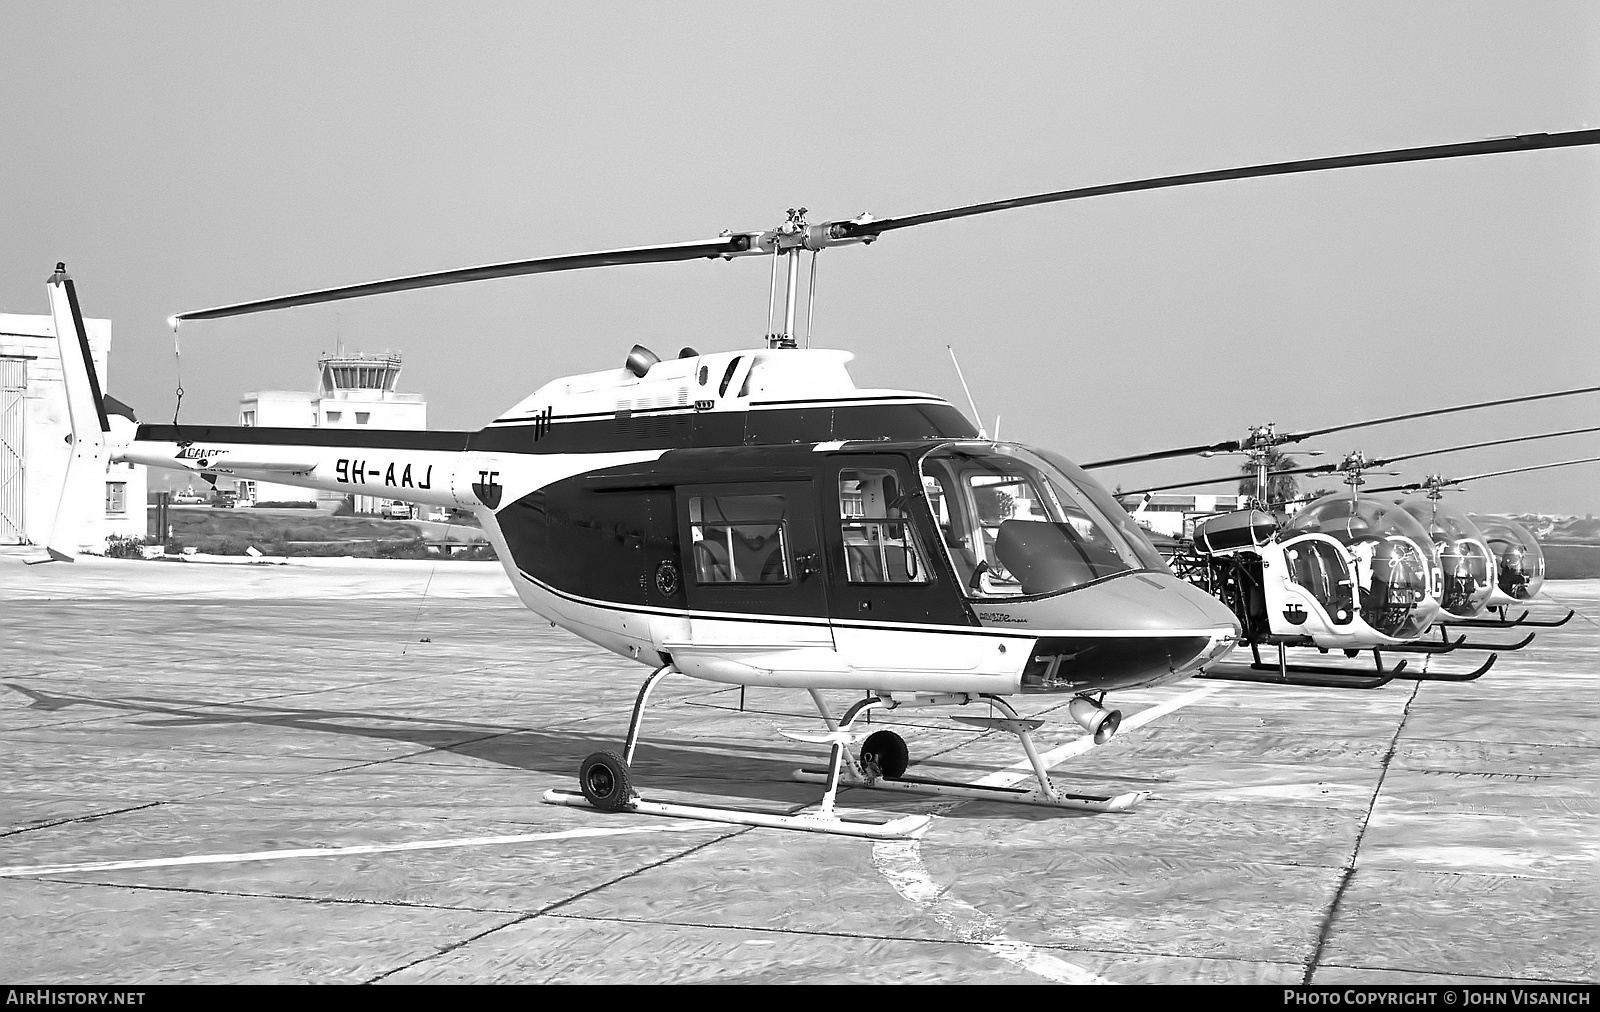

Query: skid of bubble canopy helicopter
left=40, top=128, right=1600, bottom=838
left=1099, top=432, right=1599, bottom=689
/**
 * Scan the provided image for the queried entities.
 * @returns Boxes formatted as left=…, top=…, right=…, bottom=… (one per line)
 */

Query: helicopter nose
left=1027, top=571, right=1241, bottom=633
left=973, top=572, right=1242, bottom=693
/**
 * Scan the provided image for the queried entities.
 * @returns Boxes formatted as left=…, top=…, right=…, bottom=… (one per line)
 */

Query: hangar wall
left=0, top=312, right=147, bottom=549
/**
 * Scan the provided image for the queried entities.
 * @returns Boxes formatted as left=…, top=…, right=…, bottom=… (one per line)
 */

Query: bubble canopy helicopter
left=40, top=127, right=1600, bottom=839
left=1106, top=430, right=1598, bottom=687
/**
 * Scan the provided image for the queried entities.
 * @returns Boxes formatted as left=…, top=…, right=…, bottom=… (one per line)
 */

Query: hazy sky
left=3, top=3, right=1597, bottom=514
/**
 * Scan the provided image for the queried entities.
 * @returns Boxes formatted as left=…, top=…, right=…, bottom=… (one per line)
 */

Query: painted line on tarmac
left=0, top=823, right=714, bottom=879
left=873, top=682, right=1227, bottom=985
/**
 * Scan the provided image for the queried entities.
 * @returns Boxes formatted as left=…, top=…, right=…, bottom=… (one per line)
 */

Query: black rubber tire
left=860, top=730, right=909, bottom=780
left=579, top=750, right=634, bottom=811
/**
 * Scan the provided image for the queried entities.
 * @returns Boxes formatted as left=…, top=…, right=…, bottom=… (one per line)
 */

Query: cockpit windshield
left=918, top=443, right=1152, bottom=598
left=1280, top=493, right=1440, bottom=638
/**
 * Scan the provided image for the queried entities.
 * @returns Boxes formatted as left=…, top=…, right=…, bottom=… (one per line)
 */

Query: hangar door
left=0, top=357, right=24, bottom=544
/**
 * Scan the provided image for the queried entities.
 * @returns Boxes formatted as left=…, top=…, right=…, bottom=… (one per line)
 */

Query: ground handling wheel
left=578, top=750, right=634, bottom=811
left=860, top=730, right=909, bottom=780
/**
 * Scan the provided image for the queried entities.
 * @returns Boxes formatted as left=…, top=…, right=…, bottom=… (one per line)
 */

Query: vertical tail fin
left=39, top=263, right=110, bottom=562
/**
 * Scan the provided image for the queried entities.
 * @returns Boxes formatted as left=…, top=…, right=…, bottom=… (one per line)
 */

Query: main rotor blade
left=830, top=129, right=1600, bottom=240
left=1280, top=385, right=1600, bottom=444
left=173, top=237, right=752, bottom=322
left=1363, top=455, right=1600, bottom=495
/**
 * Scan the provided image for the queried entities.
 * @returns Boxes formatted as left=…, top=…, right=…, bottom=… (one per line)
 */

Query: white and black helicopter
left=1101, top=425, right=1598, bottom=687
left=38, top=128, right=1600, bottom=839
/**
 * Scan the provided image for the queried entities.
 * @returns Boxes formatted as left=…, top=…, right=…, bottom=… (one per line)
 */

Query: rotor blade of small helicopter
left=1363, top=455, right=1600, bottom=495
left=828, top=129, right=1600, bottom=240
left=172, top=237, right=753, bottom=322
left=1113, top=425, right=1600, bottom=495
left=1118, top=462, right=1332, bottom=496
left=1083, top=439, right=1247, bottom=470
left=1366, top=425, right=1600, bottom=467
left=1280, top=384, right=1600, bottom=445
left=1088, top=383, right=1600, bottom=470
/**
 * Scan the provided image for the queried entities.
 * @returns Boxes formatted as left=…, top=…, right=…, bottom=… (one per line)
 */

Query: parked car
left=210, top=492, right=237, bottom=508
left=382, top=501, right=413, bottom=519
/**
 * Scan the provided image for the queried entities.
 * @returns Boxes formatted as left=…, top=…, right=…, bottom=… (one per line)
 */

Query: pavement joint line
left=1535, top=589, right=1599, bottom=629
left=549, top=909, right=1320, bottom=969
left=0, top=802, right=166, bottom=840
left=0, top=822, right=721, bottom=879
left=22, top=875, right=529, bottom=916
left=1301, top=678, right=1422, bottom=985
left=363, top=828, right=744, bottom=983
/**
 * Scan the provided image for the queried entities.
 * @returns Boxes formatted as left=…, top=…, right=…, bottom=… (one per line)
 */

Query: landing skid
left=1397, top=630, right=1534, bottom=653
left=1374, top=650, right=1496, bottom=682
left=792, top=697, right=1150, bottom=813
left=1198, top=661, right=1396, bottom=689
left=1197, top=643, right=1399, bottom=689
left=1442, top=608, right=1573, bottom=629
left=791, top=769, right=1147, bottom=812
left=1202, top=639, right=1499, bottom=686
left=541, top=788, right=933, bottom=840
left=540, top=665, right=933, bottom=840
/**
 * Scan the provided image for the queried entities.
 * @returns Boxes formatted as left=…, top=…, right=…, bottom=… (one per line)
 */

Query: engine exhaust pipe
left=1068, top=696, right=1121, bottom=745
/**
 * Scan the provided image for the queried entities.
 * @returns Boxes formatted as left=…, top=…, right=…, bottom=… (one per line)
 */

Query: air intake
left=625, top=345, right=661, bottom=378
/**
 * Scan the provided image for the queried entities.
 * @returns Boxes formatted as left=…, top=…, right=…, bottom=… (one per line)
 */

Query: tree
left=1238, top=448, right=1300, bottom=506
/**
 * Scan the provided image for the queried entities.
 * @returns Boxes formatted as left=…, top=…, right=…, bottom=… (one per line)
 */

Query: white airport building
left=1133, top=493, right=1245, bottom=538
left=0, top=312, right=147, bottom=549
left=238, top=350, right=426, bottom=513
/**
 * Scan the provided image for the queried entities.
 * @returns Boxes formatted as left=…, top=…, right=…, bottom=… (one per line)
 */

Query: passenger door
left=678, top=480, right=833, bottom=647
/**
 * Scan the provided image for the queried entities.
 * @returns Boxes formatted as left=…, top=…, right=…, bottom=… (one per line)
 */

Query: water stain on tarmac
left=1, top=553, right=1595, bottom=984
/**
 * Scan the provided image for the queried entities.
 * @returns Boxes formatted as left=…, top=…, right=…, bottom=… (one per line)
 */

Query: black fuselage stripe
left=137, top=402, right=977, bottom=456
left=489, top=395, right=945, bottom=425
left=136, top=424, right=474, bottom=451
left=64, top=278, right=111, bottom=433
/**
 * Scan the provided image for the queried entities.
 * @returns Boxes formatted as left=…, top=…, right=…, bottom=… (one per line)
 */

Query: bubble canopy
left=1279, top=493, right=1440, bottom=638
left=1471, top=515, right=1547, bottom=601
left=1395, top=496, right=1493, bottom=618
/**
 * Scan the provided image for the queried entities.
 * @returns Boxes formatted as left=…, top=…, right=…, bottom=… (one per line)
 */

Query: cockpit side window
left=838, top=468, right=930, bottom=584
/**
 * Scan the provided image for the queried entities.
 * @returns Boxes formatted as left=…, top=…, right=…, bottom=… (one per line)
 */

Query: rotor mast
left=752, top=207, right=878, bottom=349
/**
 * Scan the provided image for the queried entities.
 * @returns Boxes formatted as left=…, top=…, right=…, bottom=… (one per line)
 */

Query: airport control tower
left=239, top=349, right=426, bottom=510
